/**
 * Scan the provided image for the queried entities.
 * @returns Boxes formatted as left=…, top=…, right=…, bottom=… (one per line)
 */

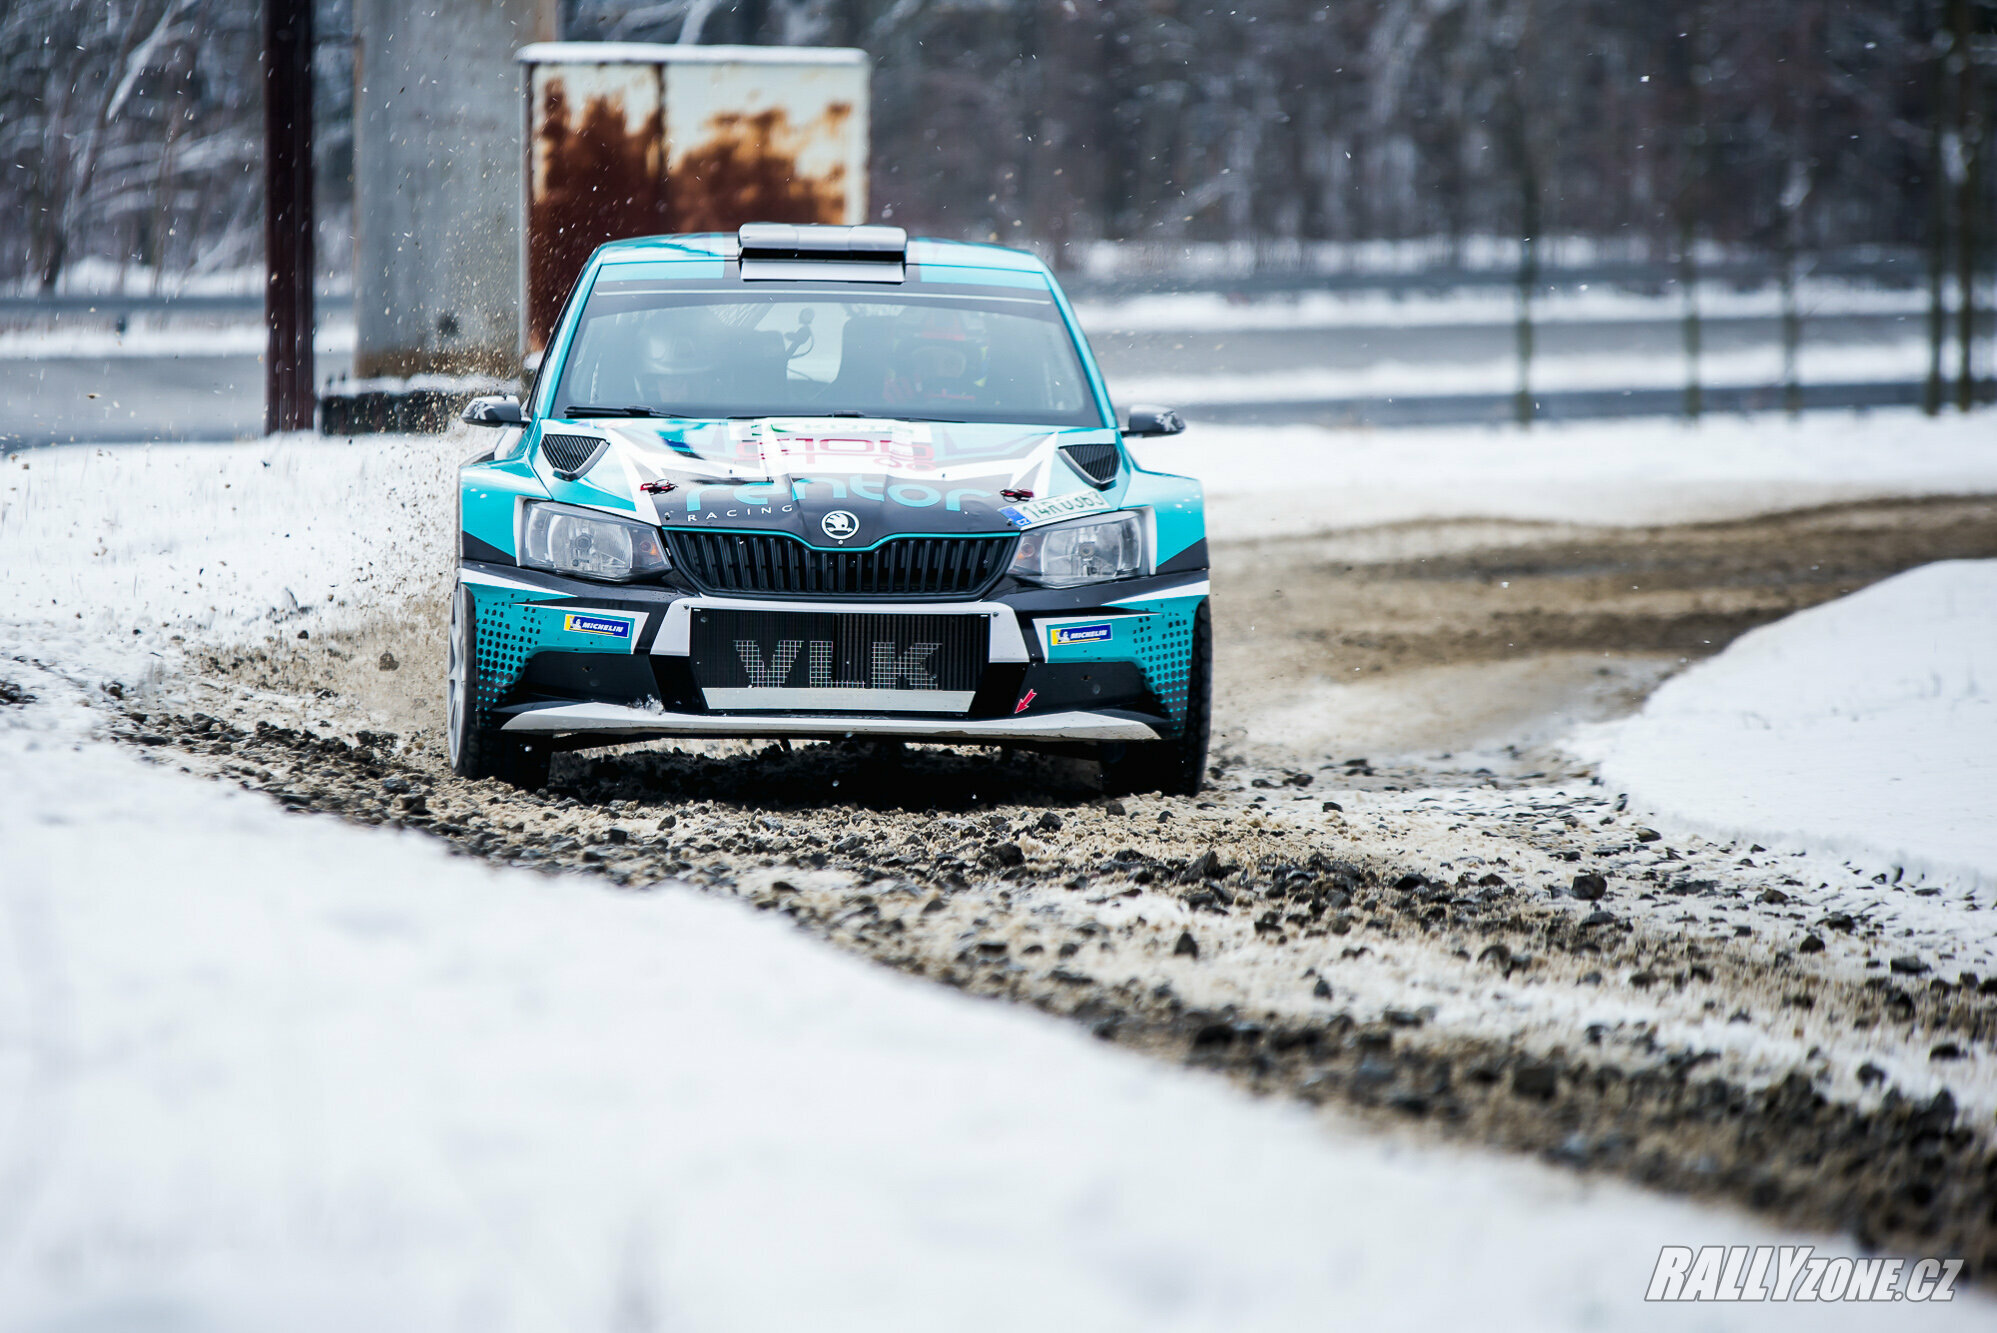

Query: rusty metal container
left=515, top=42, right=870, bottom=358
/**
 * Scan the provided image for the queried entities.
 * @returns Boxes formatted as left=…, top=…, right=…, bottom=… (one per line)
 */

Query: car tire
left=446, top=581, right=552, bottom=790
left=1101, top=599, right=1211, bottom=797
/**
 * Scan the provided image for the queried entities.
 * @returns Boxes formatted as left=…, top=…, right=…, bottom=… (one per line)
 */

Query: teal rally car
left=450, top=223, right=1209, bottom=793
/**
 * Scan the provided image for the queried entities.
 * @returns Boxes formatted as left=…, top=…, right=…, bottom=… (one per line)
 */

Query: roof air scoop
left=737, top=223, right=907, bottom=283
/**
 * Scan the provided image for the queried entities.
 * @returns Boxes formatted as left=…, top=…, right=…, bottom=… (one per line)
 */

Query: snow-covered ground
left=0, top=435, right=457, bottom=664
left=1075, top=278, right=1935, bottom=334
left=1062, top=232, right=1861, bottom=282
left=11, top=662, right=1967, bottom=1330
left=6, top=412, right=1997, bottom=1326
left=4, top=410, right=1993, bottom=662
left=7, top=411, right=1992, bottom=682
left=0, top=316, right=356, bottom=362
left=1578, top=561, right=1997, bottom=893
left=1132, top=408, right=1997, bottom=538
left=1111, top=336, right=1942, bottom=406
left=0, top=276, right=1932, bottom=367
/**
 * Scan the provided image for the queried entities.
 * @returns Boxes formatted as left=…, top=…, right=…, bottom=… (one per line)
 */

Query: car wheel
left=447, top=582, right=551, bottom=790
left=1101, top=599, right=1211, bottom=797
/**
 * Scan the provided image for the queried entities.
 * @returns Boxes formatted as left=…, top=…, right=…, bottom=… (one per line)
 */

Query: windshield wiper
left=562, top=405, right=690, bottom=419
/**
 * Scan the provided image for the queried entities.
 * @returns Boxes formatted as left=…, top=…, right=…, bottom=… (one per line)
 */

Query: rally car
left=448, top=223, right=1209, bottom=793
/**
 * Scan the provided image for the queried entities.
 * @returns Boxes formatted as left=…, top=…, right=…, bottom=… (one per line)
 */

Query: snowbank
left=0, top=316, right=355, bottom=362
left=1075, top=278, right=1931, bottom=334
left=1578, top=560, right=1997, bottom=891
left=2, top=671, right=1977, bottom=1332
left=1132, top=408, right=1997, bottom=538
left=1111, top=336, right=1934, bottom=405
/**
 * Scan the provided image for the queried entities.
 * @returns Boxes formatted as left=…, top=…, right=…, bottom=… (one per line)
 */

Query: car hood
left=539, top=416, right=1125, bottom=544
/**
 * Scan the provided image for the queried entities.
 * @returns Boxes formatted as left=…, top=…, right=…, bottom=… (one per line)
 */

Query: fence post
left=1515, top=231, right=1536, bottom=427
left=1779, top=164, right=1808, bottom=419
left=1948, top=0, right=1984, bottom=412
left=1680, top=235, right=1702, bottom=421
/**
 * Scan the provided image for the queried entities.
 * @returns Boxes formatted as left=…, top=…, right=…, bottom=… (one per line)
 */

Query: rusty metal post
left=263, top=0, right=315, bottom=433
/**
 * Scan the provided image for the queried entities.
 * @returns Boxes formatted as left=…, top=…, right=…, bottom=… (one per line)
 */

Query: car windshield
left=550, top=279, right=1104, bottom=428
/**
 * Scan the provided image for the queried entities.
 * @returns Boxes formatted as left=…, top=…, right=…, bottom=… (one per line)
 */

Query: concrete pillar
left=352, top=0, right=557, bottom=379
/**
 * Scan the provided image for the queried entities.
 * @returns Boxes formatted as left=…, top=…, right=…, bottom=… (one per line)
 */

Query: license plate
left=689, top=610, right=986, bottom=712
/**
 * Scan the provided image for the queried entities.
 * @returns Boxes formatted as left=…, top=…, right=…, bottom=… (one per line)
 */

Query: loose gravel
left=86, top=492, right=1997, bottom=1277
left=114, top=704, right=1997, bottom=1277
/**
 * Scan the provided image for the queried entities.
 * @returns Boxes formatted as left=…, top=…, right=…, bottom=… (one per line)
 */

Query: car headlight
left=1009, top=511, right=1144, bottom=587
left=520, top=502, right=670, bottom=582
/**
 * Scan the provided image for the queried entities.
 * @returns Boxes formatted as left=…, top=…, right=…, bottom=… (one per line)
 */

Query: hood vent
left=541, top=433, right=608, bottom=480
left=1059, top=442, right=1120, bottom=488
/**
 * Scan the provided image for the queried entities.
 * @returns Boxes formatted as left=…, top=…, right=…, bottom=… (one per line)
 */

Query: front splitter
left=496, top=701, right=1161, bottom=744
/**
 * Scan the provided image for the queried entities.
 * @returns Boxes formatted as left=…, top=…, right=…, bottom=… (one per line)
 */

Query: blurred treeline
left=2, top=0, right=1990, bottom=289
left=0, top=0, right=354, bottom=292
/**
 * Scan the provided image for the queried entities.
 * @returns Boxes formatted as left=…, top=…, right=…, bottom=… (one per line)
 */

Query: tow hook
left=640, top=479, right=677, bottom=494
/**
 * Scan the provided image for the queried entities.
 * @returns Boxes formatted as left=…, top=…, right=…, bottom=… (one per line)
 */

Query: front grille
left=690, top=609, right=987, bottom=709
left=1061, top=442, right=1120, bottom=487
left=541, top=432, right=607, bottom=478
left=667, top=531, right=1015, bottom=600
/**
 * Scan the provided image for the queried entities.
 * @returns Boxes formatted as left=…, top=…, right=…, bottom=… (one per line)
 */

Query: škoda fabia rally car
left=450, top=224, right=1208, bottom=793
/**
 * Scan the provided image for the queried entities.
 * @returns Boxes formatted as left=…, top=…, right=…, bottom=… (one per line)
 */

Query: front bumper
left=460, top=561, right=1206, bottom=748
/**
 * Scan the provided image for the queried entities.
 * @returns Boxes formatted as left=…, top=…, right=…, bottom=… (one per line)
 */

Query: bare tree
left=1, top=0, right=260, bottom=292
left=0, top=0, right=1977, bottom=317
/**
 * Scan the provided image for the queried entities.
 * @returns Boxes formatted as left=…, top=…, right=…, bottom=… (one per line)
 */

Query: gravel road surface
left=91, top=494, right=1997, bottom=1276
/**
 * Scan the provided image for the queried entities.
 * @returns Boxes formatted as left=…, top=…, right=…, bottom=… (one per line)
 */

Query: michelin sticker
left=564, top=612, right=634, bottom=640
left=1047, top=621, right=1115, bottom=648
left=1000, top=490, right=1110, bottom=529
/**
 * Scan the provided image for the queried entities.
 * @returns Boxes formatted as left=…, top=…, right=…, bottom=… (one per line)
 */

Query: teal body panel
left=1033, top=613, right=1131, bottom=661
left=543, top=467, right=639, bottom=514
left=461, top=457, right=544, bottom=560
left=465, top=580, right=650, bottom=727
left=1109, top=594, right=1204, bottom=731
left=1029, top=592, right=1204, bottom=732
left=915, top=264, right=1052, bottom=289
left=594, top=257, right=728, bottom=281
left=1120, top=468, right=1204, bottom=569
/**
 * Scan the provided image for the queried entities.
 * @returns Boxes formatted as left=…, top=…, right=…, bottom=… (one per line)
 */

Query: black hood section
left=651, top=473, right=1025, bottom=545
left=613, top=419, right=1123, bottom=547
